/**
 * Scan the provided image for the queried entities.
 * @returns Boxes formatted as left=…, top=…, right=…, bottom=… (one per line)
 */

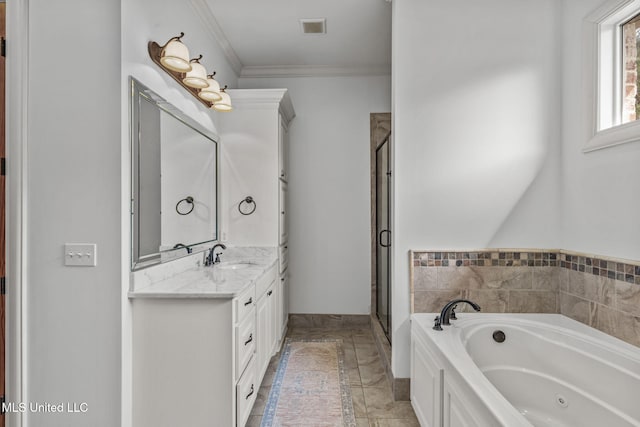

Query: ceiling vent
left=300, top=18, right=326, bottom=34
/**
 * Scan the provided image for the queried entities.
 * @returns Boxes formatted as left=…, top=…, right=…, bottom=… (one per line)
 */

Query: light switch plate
left=64, top=243, right=97, bottom=267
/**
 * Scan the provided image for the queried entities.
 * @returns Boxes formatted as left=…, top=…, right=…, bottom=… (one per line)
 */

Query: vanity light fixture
left=148, top=32, right=233, bottom=111
left=212, top=87, right=233, bottom=112
left=198, top=72, right=223, bottom=103
left=182, top=55, right=209, bottom=89
left=158, top=33, right=192, bottom=72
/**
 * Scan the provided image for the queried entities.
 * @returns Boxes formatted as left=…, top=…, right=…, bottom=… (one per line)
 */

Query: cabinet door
left=267, top=282, right=278, bottom=356
left=257, top=281, right=278, bottom=380
left=256, top=291, right=271, bottom=380
left=280, top=274, right=288, bottom=335
left=411, top=335, right=442, bottom=427
left=278, top=115, right=288, bottom=181
left=275, top=276, right=283, bottom=344
left=275, top=274, right=290, bottom=343
left=443, top=380, right=477, bottom=427
left=279, top=243, right=288, bottom=275
left=442, top=374, right=499, bottom=427
left=279, top=180, right=288, bottom=245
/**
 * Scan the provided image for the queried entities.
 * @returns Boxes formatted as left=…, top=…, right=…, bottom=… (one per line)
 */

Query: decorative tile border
left=412, top=250, right=639, bottom=285
left=413, top=251, right=558, bottom=267
left=560, top=253, right=639, bottom=285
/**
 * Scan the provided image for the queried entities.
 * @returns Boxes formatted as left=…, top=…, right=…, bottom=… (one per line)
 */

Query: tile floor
left=246, top=326, right=420, bottom=427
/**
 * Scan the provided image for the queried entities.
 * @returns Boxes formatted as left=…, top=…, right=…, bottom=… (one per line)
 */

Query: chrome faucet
left=433, top=299, right=481, bottom=331
left=204, top=243, right=227, bottom=266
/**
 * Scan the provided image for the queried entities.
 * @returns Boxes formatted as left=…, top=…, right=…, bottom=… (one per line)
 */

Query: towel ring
left=238, top=196, right=257, bottom=216
left=176, top=196, right=195, bottom=215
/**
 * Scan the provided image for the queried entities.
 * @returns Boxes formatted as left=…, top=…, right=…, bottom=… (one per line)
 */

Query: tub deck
left=410, top=313, right=640, bottom=427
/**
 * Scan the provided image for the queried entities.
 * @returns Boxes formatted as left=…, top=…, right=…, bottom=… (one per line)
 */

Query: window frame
left=584, top=0, right=640, bottom=152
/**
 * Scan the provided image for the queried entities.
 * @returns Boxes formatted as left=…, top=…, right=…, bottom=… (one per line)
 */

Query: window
left=584, top=0, right=640, bottom=151
left=622, top=13, right=640, bottom=124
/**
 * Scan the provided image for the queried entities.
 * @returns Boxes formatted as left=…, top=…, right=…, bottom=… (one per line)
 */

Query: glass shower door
left=376, top=137, right=391, bottom=342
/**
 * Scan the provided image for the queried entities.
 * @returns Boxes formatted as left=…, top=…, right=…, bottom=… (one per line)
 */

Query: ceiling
left=195, top=0, right=392, bottom=77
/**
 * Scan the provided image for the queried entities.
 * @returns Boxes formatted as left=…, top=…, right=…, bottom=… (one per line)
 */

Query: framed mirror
left=130, top=76, right=219, bottom=270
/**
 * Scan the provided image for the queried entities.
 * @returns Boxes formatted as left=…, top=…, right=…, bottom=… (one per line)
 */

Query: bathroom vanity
left=128, top=80, right=295, bottom=426
left=129, top=248, right=283, bottom=427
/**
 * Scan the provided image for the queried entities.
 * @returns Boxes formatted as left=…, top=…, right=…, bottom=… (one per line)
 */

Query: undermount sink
left=216, top=262, right=255, bottom=270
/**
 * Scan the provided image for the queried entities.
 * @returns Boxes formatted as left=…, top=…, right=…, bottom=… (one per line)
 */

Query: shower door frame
left=370, top=113, right=392, bottom=343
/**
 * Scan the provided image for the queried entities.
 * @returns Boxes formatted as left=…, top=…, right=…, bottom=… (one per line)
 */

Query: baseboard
left=288, top=313, right=371, bottom=328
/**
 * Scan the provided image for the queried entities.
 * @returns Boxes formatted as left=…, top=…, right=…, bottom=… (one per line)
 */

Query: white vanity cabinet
left=221, top=88, right=294, bottom=343
left=132, top=284, right=259, bottom=427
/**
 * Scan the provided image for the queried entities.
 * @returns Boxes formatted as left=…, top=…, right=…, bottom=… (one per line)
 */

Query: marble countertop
left=128, top=247, right=278, bottom=299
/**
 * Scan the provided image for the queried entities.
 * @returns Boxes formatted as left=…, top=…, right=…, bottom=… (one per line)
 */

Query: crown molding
left=239, top=64, right=391, bottom=78
left=226, top=88, right=296, bottom=124
left=189, top=0, right=243, bottom=76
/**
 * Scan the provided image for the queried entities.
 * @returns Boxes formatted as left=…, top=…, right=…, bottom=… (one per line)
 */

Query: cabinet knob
left=267, top=290, right=273, bottom=297
left=246, top=384, right=254, bottom=400
left=244, top=297, right=253, bottom=306
left=244, top=333, right=253, bottom=346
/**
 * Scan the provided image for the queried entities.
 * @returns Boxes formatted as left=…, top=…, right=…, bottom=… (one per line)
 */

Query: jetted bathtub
left=410, top=313, right=640, bottom=427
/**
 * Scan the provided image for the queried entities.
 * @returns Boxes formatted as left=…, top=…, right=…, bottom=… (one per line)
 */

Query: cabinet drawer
left=235, top=308, right=256, bottom=381
left=234, top=285, right=255, bottom=323
left=256, top=264, right=277, bottom=299
left=237, top=357, right=257, bottom=427
left=279, top=244, right=288, bottom=274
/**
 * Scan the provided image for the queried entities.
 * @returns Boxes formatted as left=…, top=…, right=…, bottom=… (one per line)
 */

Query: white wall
left=25, top=1, right=122, bottom=425
left=392, top=0, right=562, bottom=377
left=561, top=0, right=640, bottom=261
left=240, top=75, right=391, bottom=314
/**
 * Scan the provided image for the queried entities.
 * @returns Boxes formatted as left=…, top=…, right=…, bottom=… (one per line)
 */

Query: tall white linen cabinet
left=220, top=88, right=295, bottom=370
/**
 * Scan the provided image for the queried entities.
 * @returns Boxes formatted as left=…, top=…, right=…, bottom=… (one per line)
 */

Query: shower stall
left=371, top=113, right=392, bottom=343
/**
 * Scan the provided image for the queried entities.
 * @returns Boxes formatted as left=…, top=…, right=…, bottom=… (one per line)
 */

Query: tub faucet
left=433, top=299, right=481, bottom=331
left=204, top=243, right=227, bottom=266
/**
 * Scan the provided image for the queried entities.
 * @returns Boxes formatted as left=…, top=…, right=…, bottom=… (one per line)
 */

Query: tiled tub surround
left=411, top=250, right=640, bottom=347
